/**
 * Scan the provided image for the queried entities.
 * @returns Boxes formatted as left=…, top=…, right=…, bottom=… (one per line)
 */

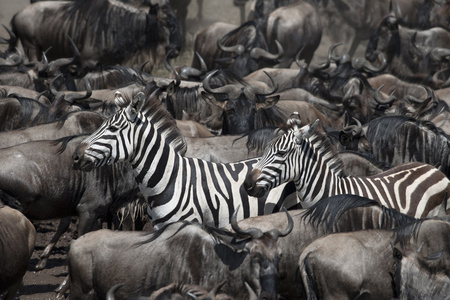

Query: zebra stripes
left=244, top=117, right=450, bottom=218
left=73, top=87, right=291, bottom=229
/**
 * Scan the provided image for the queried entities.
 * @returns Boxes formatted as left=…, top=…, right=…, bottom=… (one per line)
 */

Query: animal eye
left=278, top=150, right=287, bottom=156
left=109, top=125, right=119, bottom=132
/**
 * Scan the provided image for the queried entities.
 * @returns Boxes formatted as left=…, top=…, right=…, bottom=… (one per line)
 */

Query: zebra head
left=72, top=91, right=148, bottom=172
left=244, top=116, right=319, bottom=198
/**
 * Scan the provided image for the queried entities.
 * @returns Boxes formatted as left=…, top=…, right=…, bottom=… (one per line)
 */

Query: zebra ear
left=302, top=119, right=319, bottom=139
left=114, top=91, right=129, bottom=108
left=126, top=92, right=145, bottom=122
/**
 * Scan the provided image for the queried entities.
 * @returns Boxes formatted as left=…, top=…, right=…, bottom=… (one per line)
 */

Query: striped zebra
left=244, top=115, right=450, bottom=218
left=72, top=84, right=295, bottom=229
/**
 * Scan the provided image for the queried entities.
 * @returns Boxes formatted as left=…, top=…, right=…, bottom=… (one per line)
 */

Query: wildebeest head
left=216, top=20, right=283, bottom=77
left=365, top=15, right=400, bottom=63
left=201, top=69, right=283, bottom=135
left=229, top=206, right=293, bottom=299
left=153, top=2, right=182, bottom=59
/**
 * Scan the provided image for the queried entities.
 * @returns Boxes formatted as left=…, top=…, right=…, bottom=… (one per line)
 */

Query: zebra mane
left=303, top=131, right=344, bottom=176
left=140, top=83, right=187, bottom=154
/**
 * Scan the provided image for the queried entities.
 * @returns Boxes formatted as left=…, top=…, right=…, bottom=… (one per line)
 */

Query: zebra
left=72, top=82, right=295, bottom=229
left=243, top=114, right=450, bottom=218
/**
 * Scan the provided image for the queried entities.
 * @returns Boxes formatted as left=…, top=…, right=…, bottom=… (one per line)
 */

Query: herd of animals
left=0, top=0, right=450, bottom=299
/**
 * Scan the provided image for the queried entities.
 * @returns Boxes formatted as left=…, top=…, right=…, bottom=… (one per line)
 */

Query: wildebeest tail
left=5, top=16, right=19, bottom=51
left=300, top=253, right=319, bottom=300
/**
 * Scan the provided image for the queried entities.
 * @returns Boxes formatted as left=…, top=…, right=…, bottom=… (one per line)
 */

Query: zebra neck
left=130, top=139, right=182, bottom=198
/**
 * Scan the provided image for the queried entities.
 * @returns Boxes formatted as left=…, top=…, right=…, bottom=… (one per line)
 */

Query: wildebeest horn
left=432, top=68, right=450, bottom=88
left=374, top=84, right=397, bottom=105
left=49, top=74, right=65, bottom=99
left=105, top=283, right=125, bottom=300
left=0, top=25, right=16, bottom=45
left=267, top=207, right=294, bottom=239
left=352, top=53, right=387, bottom=73
left=136, top=61, right=152, bottom=86
left=180, top=51, right=208, bottom=79
left=404, top=85, right=434, bottom=104
left=329, top=42, right=344, bottom=62
left=308, top=42, right=341, bottom=72
left=250, top=71, right=278, bottom=96
left=0, top=47, right=23, bottom=67
left=66, top=78, right=92, bottom=103
left=245, top=282, right=259, bottom=300
left=250, top=40, right=284, bottom=61
left=295, top=46, right=307, bottom=68
left=164, top=49, right=181, bottom=87
left=217, top=32, right=245, bottom=56
left=231, top=205, right=264, bottom=239
left=203, top=70, right=241, bottom=99
left=410, top=32, right=429, bottom=57
left=36, top=49, right=49, bottom=73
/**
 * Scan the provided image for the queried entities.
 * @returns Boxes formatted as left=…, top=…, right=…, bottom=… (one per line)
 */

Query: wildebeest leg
left=55, top=275, right=70, bottom=300
left=4, top=280, right=22, bottom=300
left=35, top=216, right=72, bottom=271
left=197, top=0, right=203, bottom=20
left=348, top=32, right=362, bottom=57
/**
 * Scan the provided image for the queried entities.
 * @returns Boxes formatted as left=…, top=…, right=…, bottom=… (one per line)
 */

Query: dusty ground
left=0, top=0, right=367, bottom=299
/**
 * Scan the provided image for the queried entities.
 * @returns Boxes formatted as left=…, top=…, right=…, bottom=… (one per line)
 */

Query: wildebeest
left=365, top=15, right=450, bottom=87
left=0, top=203, right=36, bottom=300
left=10, top=0, right=182, bottom=69
left=201, top=69, right=285, bottom=135
left=338, top=115, right=450, bottom=178
left=225, top=194, right=417, bottom=299
left=244, top=117, right=450, bottom=218
left=261, top=0, right=323, bottom=67
left=323, top=0, right=427, bottom=56
left=0, top=110, right=105, bottom=149
left=0, top=135, right=139, bottom=274
left=298, top=218, right=450, bottom=299
left=192, top=20, right=283, bottom=77
left=68, top=208, right=293, bottom=300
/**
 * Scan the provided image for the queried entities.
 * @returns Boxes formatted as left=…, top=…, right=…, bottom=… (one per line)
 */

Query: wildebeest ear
left=166, top=81, right=176, bottom=96
left=126, top=92, right=145, bottom=122
left=201, top=91, right=228, bottom=110
left=255, top=95, right=279, bottom=110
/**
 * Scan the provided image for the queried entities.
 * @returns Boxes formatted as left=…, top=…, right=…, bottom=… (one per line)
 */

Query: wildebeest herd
left=0, top=0, right=450, bottom=299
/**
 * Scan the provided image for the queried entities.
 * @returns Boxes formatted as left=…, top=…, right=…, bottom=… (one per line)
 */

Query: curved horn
left=252, top=71, right=278, bottom=95
left=267, top=207, right=294, bottom=239
left=231, top=205, right=264, bottom=239
left=106, top=283, right=125, bottom=300
left=0, top=25, right=16, bottom=45
left=163, top=49, right=181, bottom=87
left=37, top=49, right=49, bottom=73
left=374, top=84, right=397, bottom=105
left=410, top=32, right=429, bottom=57
left=203, top=70, right=241, bottom=98
left=295, top=46, right=307, bottom=68
left=136, top=61, right=152, bottom=86
left=250, top=40, right=284, bottom=61
left=0, top=47, right=23, bottom=67
left=352, top=53, right=387, bottom=73
left=310, top=42, right=343, bottom=71
left=49, top=74, right=65, bottom=99
left=180, top=51, right=208, bottom=79
left=217, top=32, right=245, bottom=56
left=66, top=78, right=92, bottom=103
left=329, top=42, right=344, bottom=62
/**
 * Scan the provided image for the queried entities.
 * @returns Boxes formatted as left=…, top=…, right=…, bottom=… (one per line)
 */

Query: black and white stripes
left=244, top=118, right=450, bottom=218
left=73, top=87, right=291, bottom=229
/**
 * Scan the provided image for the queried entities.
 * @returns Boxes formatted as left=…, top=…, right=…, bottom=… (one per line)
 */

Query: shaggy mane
left=140, top=83, right=187, bottom=154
